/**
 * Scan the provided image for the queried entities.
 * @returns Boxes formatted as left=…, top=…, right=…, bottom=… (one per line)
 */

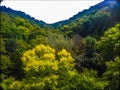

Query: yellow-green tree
left=20, top=44, right=78, bottom=89
left=96, top=24, right=120, bottom=60
left=21, top=44, right=58, bottom=89
left=77, top=69, right=108, bottom=90
left=21, top=44, right=80, bottom=90
left=103, top=56, right=120, bottom=90
left=57, top=49, right=79, bottom=89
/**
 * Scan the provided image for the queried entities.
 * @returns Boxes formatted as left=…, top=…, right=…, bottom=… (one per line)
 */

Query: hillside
left=0, top=6, right=47, bottom=27
left=0, top=0, right=120, bottom=90
left=51, top=0, right=120, bottom=36
left=1, top=0, right=120, bottom=37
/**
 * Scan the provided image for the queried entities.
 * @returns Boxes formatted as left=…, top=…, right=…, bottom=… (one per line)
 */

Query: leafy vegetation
left=0, top=0, right=120, bottom=89
left=52, top=0, right=120, bottom=37
left=96, top=24, right=120, bottom=60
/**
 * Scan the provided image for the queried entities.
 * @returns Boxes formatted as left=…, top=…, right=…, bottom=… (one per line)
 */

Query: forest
left=0, top=0, right=120, bottom=90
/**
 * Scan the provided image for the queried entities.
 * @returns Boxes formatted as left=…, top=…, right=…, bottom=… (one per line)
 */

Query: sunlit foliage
left=103, top=57, right=120, bottom=90
left=21, top=44, right=78, bottom=89
left=96, top=24, right=120, bottom=60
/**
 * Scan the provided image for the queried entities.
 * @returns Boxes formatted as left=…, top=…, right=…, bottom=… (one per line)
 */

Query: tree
left=0, top=38, right=12, bottom=77
left=72, top=35, right=85, bottom=57
left=46, top=33, right=73, bottom=52
left=75, top=36, right=104, bottom=72
left=96, top=24, right=120, bottom=60
left=1, top=44, right=108, bottom=90
left=103, top=56, right=120, bottom=90
left=21, top=44, right=78, bottom=89
left=21, top=44, right=58, bottom=89
left=77, top=69, right=108, bottom=90
left=84, top=36, right=96, bottom=58
left=57, top=49, right=78, bottom=89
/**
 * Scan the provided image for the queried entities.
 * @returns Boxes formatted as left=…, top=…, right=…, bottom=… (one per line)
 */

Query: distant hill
left=0, top=6, right=47, bottom=27
left=51, top=0, right=120, bottom=36
left=0, top=0, right=120, bottom=37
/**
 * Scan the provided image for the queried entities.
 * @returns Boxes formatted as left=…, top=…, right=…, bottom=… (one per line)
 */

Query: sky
left=1, top=0, right=104, bottom=24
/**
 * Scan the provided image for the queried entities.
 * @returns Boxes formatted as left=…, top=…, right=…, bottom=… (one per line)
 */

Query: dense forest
left=0, top=0, right=120, bottom=90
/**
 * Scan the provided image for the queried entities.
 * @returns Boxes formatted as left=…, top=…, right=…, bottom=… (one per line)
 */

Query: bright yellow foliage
left=21, top=44, right=77, bottom=89
left=58, top=49, right=75, bottom=70
left=22, top=44, right=57, bottom=73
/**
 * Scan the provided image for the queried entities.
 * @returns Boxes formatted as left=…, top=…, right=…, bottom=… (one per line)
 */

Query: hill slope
left=51, top=0, right=120, bottom=36
left=0, top=6, right=47, bottom=27
left=0, top=1, right=120, bottom=90
left=1, top=0, right=120, bottom=37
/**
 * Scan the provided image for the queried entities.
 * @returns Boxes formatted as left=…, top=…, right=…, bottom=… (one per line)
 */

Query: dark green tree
left=75, top=36, right=105, bottom=76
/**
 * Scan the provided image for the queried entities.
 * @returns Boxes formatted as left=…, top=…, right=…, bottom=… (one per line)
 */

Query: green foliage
left=103, top=57, right=120, bottom=90
left=77, top=70, right=108, bottom=90
left=0, top=38, right=12, bottom=76
left=0, top=8, right=49, bottom=79
left=84, top=36, right=96, bottom=58
left=1, top=77, right=24, bottom=90
left=76, top=36, right=99, bottom=70
left=71, top=35, right=85, bottom=56
left=1, top=4, right=120, bottom=90
left=0, top=55, right=12, bottom=75
left=1, top=44, right=108, bottom=90
left=1, top=77, right=15, bottom=90
left=54, top=1, right=118, bottom=36
left=96, top=24, right=120, bottom=60
left=45, top=32, right=73, bottom=52
left=0, top=38, right=6, bottom=54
